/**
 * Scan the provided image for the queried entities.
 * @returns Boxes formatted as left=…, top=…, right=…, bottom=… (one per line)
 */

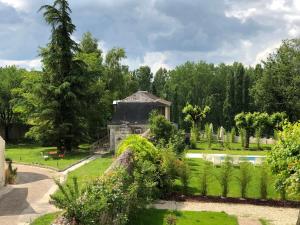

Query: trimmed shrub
left=177, top=159, right=190, bottom=194
left=224, top=131, right=231, bottom=149
left=117, top=135, right=159, bottom=161
left=205, top=123, right=213, bottom=149
left=236, top=162, right=252, bottom=198
left=200, top=160, right=212, bottom=196
left=168, top=129, right=187, bottom=155
left=230, top=128, right=236, bottom=143
left=217, top=157, right=233, bottom=197
left=259, top=163, right=269, bottom=200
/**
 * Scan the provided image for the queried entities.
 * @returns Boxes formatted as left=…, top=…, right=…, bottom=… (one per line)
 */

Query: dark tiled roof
left=119, top=91, right=171, bottom=106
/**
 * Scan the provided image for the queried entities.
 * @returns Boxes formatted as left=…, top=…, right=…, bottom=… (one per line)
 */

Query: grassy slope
left=5, top=144, right=90, bottom=170
left=129, top=209, right=238, bottom=225
left=178, top=158, right=280, bottom=199
left=31, top=212, right=61, bottom=225
left=63, top=156, right=113, bottom=189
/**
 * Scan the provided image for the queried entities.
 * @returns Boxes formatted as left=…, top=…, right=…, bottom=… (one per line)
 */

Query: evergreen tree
left=233, top=62, right=244, bottom=114
left=152, top=68, right=168, bottom=97
left=135, top=66, right=153, bottom=92
left=28, top=0, right=87, bottom=151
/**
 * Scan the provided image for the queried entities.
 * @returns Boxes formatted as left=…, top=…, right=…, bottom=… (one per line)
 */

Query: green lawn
left=187, top=141, right=273, bottom=156
left=53, top=156, right=113, bottom=199
left=177, top=159, right=281, bottom=199
left=129, top=209, right=238, bottom=225
left=63, top=156, right=113, bottom=189
left=31, top=212, right=61, bottom=225
left=5, top=144, right=91, bottom=170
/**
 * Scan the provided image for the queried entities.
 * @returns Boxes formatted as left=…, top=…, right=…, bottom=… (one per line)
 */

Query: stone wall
left=108, top=124, right=149, bottom=151
left=0, top=136, right=5, bottom=187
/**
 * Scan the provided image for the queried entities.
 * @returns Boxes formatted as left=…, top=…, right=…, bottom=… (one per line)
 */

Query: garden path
left=153, top=200, right=299, bottom=225
left=0, top=156, right=99, bottom=225
left=0, top=164, right=61, bottom=225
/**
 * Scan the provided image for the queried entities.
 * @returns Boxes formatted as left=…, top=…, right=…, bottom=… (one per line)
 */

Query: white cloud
left=0, top=58, right=41, bottom=70
left=225, top=8, right=257, bottom=23
left=0, top=0, right=28, bottom=11
left=254, top=42, right=281, bottom=65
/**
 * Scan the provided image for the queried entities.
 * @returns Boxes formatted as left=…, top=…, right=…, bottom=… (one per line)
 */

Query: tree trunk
left=245, top=130, right=250, bottom=149
left=296, top=210, right=300, bottom=225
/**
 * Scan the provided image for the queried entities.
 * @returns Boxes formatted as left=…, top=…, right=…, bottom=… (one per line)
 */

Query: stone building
left=0, top=136, right=5, bottom=188
left=108, top=91, right=171, bottom=151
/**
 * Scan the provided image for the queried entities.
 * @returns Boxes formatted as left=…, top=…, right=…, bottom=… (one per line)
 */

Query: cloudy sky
left=0, top=0, right=300, bottom=72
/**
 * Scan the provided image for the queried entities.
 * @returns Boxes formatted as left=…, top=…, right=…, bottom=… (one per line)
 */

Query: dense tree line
left=0, top=0, right=299, bottom=149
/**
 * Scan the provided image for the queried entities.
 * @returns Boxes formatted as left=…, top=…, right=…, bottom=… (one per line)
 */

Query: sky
left=0, top=0, right=300, bottom=73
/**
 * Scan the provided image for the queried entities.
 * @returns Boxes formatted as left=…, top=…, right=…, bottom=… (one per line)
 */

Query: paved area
left=154, top=200, right=299, bottom=225
left=0, top=164, right=61, bottom=225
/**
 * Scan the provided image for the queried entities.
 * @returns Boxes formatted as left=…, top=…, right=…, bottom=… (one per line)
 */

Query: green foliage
left=205, top=123, right=213, bottom=149
left=217, top=157, right=233, bottom=197
left=252, top=39, right=300, bottom=121
left=0, top=66, right=24, bottom=142
left=199, top=160, right=212, bottom=196
left=149, top=111, right=174, bottom=144
left=260, top=163, right=269, bottom=200
left=166, top=214, right=177, bottom=225
left=152, top=68, right=168, bottom=97
left=167, top=129, right=186, bottom=155
left=117, top=135, right=159, bottom=161
left=236, top=162, right=252, bottom=198
left=239, top=128, right=246, bottom=149
left=230, top=128, right=236, bottom=143
left=134, top=66, right=153, bottom=92
left=268, top=122, right=300, bottom=196
left=177, top=159, right=190, bottom=194
left=149, top=111, right=186, bottom=154
left=50, top=177, right=81, bottom=222
left=224, top=131, right=231, bottom=150
left=182, top=103, right=210, bottom=129
left=26, top=0, right=88, bottom=151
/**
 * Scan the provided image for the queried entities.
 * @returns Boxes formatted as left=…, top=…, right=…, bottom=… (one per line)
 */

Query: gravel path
left=154, top=200, right=299, bottom=225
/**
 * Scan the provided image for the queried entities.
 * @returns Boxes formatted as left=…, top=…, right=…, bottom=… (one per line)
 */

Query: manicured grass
left=188, top=141, right=273, bottom=156
left=177, top=159, right=280, bottom=200
left=63, top=156, right=113, bottom=190
left=53, top=156, right=113, bottom=199
left=5, top=144, right=90, bottom=170
left=31, top=212, right=61, bottom=225
left=129, top=209, right=238, bottom=225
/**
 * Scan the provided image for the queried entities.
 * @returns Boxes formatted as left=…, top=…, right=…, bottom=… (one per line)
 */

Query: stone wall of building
left=108, top=124, right=149, bottom=151
left=0, top=136, right=5, bottom=188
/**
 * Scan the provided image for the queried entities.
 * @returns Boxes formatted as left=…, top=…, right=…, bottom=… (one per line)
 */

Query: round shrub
left=117, top=135, right=159, bottom=161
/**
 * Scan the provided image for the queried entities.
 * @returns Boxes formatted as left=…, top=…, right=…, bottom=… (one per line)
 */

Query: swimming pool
left=186, top=153, right=266, bottom=165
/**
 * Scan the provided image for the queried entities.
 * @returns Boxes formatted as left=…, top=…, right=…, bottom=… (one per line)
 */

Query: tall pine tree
left=28, top=0, right=86, bottom=151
